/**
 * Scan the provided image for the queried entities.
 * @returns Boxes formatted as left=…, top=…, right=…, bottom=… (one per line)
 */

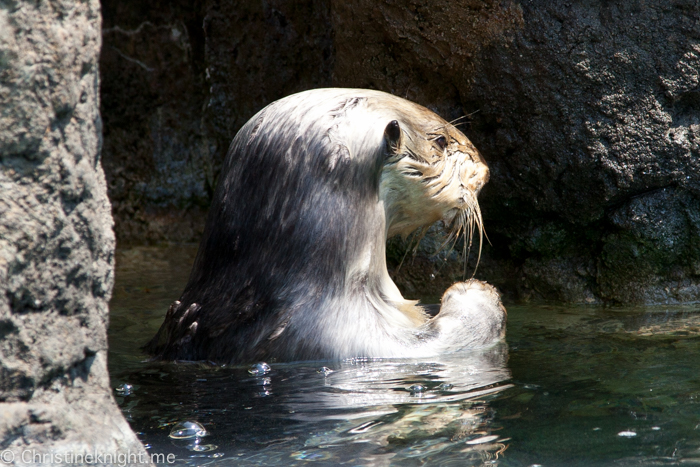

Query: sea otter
left=145, top=88, right=506, bottom=364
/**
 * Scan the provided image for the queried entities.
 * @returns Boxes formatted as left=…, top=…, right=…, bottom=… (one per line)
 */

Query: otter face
left=380, top=111, right=490, bottom=244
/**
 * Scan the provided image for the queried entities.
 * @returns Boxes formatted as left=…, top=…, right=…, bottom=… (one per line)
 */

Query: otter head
left=379, top=106, right=489, bottom=258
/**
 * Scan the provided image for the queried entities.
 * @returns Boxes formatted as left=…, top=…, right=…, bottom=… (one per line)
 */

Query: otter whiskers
left=398, top=190, right=486, bottom=280
left=440, top=191, right=485, bottom=279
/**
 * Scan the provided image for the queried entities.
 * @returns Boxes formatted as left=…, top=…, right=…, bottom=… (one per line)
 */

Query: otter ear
left=384, top=120, right=402, bottom=151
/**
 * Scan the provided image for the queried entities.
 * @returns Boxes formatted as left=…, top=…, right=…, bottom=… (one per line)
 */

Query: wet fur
left=144, top=88, right=505, bottom=363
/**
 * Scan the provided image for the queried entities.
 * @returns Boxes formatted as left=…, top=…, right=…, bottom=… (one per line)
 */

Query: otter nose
left=459, top=156, right=490, bottom=194
left=472, top=164, right=489, bottom=194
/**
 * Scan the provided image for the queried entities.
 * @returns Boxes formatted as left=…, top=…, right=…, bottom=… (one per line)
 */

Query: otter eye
left=435, top=136, right=448, bottom=151
left=385, top=120, right=401, bottom=146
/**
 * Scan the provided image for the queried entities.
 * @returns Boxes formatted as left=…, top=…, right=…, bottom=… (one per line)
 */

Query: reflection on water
left=110, top=246, right=700, bottom=466
left=115, top=354, right=511, bottom=466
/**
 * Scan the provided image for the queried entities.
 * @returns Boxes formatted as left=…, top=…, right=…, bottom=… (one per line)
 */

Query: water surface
left=110, top=246, right=700, bottom=466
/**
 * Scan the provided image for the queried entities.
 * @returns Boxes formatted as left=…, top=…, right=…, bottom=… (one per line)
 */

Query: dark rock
left=100, top=0, right=212, bottom=245
left=0, top=0, right=148, bottom=460
left=466, top=1, right=700, bottom=303
left=100, top=0, right=333, bottom=245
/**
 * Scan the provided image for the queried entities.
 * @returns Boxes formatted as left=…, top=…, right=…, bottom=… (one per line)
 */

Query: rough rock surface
left=466, top=1, right=700, bottom=304
left=101, top=0, right=700, bottom=304
left=100, top=0, right=332, bottom=245
left=0, top=0, right=148, bottom=461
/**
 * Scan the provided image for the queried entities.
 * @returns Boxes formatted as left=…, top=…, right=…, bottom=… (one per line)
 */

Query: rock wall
left=100, top=0, right=332, bottom=245
left=0, top=0, right=148, bottom=460
left=462, top=1, right=700, bottom=304
left=101, top=0, right=700, bottom=304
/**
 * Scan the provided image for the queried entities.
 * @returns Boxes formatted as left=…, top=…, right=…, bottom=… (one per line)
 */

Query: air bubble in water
left=258, top=377, right=271, bottom=386
left=115, top=383, right=133, bottom=396
left=189, top=444, right=218, bottom=452
left=248, top=362, right=271, bottom=375
left=409, top=384, right=426, bottom=394
left=317, top=367, right=334, bottom=376
left=169, top=421, right=208, bottom=439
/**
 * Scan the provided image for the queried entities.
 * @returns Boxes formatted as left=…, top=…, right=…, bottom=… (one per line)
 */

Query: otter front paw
left=431, top=279, right=507, bottom=348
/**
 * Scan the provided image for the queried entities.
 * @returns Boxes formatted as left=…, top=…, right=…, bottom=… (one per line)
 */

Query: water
left=109, top=246, right=700, bottom=466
